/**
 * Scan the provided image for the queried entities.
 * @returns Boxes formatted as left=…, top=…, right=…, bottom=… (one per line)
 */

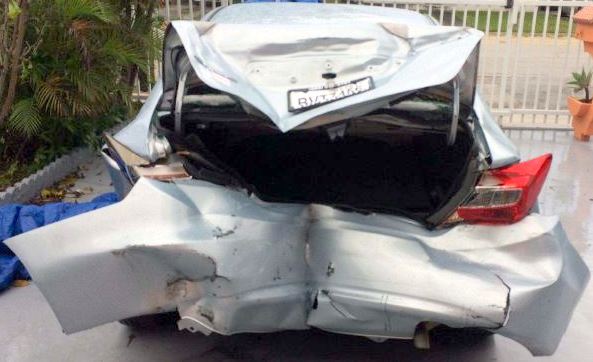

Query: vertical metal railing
left=154, top=0, right=593, bottom=130
left=496, top=1, right=593, bottom=129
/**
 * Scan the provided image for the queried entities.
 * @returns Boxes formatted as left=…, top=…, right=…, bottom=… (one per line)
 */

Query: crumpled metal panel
left=113, top=81, right=163, bottom=160
left=206, top=3, right=435, bottom=26
left=473, top=91, right=520, bottom=168
left=162, top=18, right=482, bottom=132
left=112, top=4, right=517, bottom=168
left=6, top=178, right=589, bottom=356
left=111, top=81, right=520, bottom=170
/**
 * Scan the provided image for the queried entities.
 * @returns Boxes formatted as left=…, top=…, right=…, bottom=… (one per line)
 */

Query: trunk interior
left=162, top=109, right=475, bottom=222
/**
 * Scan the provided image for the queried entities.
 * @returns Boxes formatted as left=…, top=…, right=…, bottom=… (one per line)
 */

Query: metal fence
left=156, top=0, right=593, bottom=130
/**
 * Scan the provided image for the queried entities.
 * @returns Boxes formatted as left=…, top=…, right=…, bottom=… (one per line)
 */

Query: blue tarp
left=0, top=193, right=118, bottom=291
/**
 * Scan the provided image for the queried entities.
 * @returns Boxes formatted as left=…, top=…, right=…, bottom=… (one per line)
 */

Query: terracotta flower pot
left=572, top=7, right=593, bottom=141
left=575, top=7, right=593, bottom=57
left=567, top=96, right=591, bottom=117
left=567, top=96, right=593, bottom=141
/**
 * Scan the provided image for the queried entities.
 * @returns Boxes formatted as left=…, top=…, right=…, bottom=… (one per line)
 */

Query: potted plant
left=574, top=7, right=593, bottom=56
left=567, top=68, right=593, bottom=141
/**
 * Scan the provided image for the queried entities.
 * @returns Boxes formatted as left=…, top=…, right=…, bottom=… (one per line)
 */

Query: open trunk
left=159, top=90, right=477, bottom=224
left=134, top=19, right=485, bottom=225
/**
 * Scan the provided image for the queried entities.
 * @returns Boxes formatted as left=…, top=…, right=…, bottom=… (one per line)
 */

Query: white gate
left=157, top=0, right=593, bottom=130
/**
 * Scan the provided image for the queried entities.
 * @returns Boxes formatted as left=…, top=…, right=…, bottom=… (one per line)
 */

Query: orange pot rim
left=567, top=95, right=593, bottom=104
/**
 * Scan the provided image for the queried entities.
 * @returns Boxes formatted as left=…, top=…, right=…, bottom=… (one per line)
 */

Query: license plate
left=288, top=77, right=374, bottom=112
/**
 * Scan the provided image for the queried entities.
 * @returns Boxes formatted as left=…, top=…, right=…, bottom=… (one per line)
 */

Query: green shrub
left=0, top=0, right=162, bottom=188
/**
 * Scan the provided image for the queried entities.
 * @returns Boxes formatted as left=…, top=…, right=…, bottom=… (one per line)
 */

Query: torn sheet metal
left=111, top=80, right=520, bottom=170
left=473, top=92, right=520, bottom=168
left=6, top=178, right=589, bottom=356
left=205, top=3, right=436, bottom=26
left=161, top=7, right=483, bottom=132
left=113, top=80, right=169, bottom=162
left=130, top=162, right=190, bottom=181
left=112, top=4, right=517, bottom=169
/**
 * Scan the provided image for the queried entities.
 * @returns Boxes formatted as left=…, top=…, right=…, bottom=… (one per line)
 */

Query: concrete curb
left=0, top=147, right=95, bottom=205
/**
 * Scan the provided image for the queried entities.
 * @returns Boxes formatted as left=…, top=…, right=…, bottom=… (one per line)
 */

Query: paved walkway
left=61, top=155, right=115, bottom=203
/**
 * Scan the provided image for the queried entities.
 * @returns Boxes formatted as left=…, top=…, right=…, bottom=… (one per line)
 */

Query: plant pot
left=567, top=96, right=593, bottom=141
left=575, top=7, right=593, bottom=56
left=567, top=96, right=591, bottom=117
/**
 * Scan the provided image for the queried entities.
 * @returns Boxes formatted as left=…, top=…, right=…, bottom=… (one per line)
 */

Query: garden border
left=0, top=147, right=95, bottom=205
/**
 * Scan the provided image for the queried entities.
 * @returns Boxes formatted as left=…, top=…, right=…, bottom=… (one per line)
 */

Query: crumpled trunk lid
left=161, top=21, right=482, bottom=132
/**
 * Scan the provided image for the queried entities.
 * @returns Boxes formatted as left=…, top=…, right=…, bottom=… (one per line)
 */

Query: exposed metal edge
left=500, top=125, right=573, bottom=131
left=0, top=147, right=95, bottom=205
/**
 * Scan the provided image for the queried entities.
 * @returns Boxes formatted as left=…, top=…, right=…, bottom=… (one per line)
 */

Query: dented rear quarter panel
left=6, top=178, right=588, bottom=355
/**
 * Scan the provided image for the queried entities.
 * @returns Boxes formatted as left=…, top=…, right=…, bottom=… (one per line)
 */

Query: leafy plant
left=23, top=0, right=146, bottom=120
left=0, top=0, right=162, bottom=188
left=8, top=0, right=22, bottom=20
left=107, top=0, right=164, bottom=89
left=568, top=68, right=593, bottom=103
left=2, top=0, right=162, bottom=139
left=0, top=0, right=31, bottom=127
left=7, top=98, right=41, bottom=137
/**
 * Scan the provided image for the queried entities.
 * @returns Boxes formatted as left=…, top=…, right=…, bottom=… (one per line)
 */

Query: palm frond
left=568, top=68, right=592, bottom=90
left=7, top=98, right=42, bottom=137
left=35, top=76, right=68, bottom=117
left=568, top=68, right=593, bottom=101
left=57, top=0, right=115, bottom=24
left=101, top=36, right=148, bottom=69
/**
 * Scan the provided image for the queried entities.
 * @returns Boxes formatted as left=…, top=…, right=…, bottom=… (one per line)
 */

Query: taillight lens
left=455, top=154, right=552, bottom=224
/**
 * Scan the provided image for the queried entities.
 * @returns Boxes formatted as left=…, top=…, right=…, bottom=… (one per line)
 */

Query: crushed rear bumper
left=6, top=178, right=589, bottom=356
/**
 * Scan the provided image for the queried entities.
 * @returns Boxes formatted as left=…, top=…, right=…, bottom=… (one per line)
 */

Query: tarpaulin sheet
left=0, top=193, right=118, bottom=291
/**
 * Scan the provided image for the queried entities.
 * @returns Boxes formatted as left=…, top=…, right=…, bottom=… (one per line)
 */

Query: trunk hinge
left=447, top=78, right=460, bottom=146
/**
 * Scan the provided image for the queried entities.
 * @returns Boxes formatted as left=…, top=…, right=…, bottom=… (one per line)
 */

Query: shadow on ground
left=124, top=323, right=496, bottom=361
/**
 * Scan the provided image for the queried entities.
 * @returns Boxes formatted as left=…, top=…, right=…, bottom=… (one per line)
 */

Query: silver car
left=7, top=3, right=589, bottom=356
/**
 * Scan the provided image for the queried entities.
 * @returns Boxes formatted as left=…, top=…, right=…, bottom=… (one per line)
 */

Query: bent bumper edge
left=5, top=178, right=589, bottom=356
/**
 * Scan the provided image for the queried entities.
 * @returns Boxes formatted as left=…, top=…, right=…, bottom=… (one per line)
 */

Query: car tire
left=119, top=312, right=179, bottom=330
left=429, top=325, right=493, bottom=347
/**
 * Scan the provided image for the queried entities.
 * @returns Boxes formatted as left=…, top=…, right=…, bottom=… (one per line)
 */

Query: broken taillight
left=455, top=154, right=552, bottom=224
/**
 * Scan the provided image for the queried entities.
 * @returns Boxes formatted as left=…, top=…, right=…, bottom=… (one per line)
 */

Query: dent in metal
left=7, top=178, right=589, bottom=356
left=100, top=150, right=133, bottom=199
left=206, top=3, right=435, bottom=26
left=113, top=80, right=166, bottom=161
left=161, top=13, right=482, bottom=132
left=113, top=4, right=515, bottom=169
left=473, top=91, right=520, bottom=168
left=380, top=22, right=473, bottom=50
left=104, top=134, right=149, bottom=166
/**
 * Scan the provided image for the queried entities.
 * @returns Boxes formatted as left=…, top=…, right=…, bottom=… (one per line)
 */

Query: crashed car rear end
left=6, top=3, right=589, bottom=356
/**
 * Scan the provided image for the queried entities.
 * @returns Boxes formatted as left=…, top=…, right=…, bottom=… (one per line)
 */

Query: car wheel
left=119, top=312, right=179, bottom=330
left=430, top=325, right=493, bottom=347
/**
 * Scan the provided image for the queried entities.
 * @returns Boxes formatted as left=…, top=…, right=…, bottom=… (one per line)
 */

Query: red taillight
left=456, top=154, right=552, bottom=224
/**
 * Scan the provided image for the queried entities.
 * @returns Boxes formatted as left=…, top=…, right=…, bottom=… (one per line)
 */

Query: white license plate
left=288, top=77, right=374, bottom=112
